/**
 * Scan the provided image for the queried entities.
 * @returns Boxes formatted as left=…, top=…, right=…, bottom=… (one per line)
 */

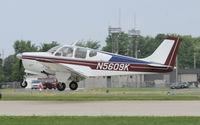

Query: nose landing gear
left=20, top=81, right=28, bottom=88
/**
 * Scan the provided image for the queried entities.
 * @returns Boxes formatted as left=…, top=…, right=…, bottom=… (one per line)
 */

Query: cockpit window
left=55, top=52, right=61, bottom=56
left=48, top=45, right=62, bottom=54
left=75, top=48, right=87, bottom=58
left=55, top=47, right=73, bottom=57
left=89, top=50, right=97, bottom=57
left=62, top=47, right=73, bottom=57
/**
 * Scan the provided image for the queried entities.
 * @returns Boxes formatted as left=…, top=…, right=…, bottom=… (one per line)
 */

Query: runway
left=1, top=101, right=200, bottom=116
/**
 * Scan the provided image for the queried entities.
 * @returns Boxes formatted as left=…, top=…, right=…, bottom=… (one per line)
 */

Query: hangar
left=1, top=69, right=199, bottom=89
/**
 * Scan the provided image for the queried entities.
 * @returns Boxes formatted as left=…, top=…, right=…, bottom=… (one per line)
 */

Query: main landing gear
left=56, top=82, right=66, bottom=91
left=56, top=81, right=78, bottom=91
left=69, top=81, right=78, bottom=90
left=57, top=81, right=78, bottom=91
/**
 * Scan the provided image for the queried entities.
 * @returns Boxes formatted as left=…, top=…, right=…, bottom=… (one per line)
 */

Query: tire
left=56, top=82, right=66, bottom=91
left=20, top=81, right=28, bottom=88
left=69, top=81, right=78, bottom=90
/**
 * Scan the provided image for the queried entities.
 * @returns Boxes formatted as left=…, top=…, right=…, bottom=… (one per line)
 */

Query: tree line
left=0, top=33, right=200, bottom=83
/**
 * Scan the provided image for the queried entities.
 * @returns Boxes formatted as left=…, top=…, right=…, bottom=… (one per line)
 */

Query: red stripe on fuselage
left=22, top=55, right=172, bottom=73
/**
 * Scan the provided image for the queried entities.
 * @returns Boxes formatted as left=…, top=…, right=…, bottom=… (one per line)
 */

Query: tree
left=13, top=40, right=38, bottom=54
left=76, top=40, right=101, bottom=49
left=102, top=33, right=199, bottom=69
left=39, top=41, right=59, bottom=52
left=102, top=32, right=129, bottom=56
left=177, top=35, right=196, bottom=68
left=3, top=40, right=38, bottom=82
left=0, top=59, right=4, bottom=83
left=137, top=36, right=154, bottom=58
left=2, top=55, right=16, bottom=81
left=2, top=40, right=61, bottom=82
left=192, top=36, right=200, bottom=68
left=11, top=40, right=40, bottom=82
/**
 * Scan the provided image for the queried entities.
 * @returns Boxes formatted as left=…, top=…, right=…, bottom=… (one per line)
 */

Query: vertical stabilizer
left=143, top=36, right=182, bottom=68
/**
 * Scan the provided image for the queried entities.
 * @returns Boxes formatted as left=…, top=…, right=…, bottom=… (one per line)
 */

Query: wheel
left=56, top=82, right=66, bottom=91
left=20, top=81, right=28, bottom=88
left=69, top=81, right=78, bottom=90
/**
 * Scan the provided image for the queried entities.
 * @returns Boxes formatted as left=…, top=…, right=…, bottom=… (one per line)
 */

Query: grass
left=90, top=88, right=171, bottom=92
left=1, top=88, right=200, bottom=101
left=1, top=92, right=200, bottom=101
left=1, top=88, right=171, bottom=92
left=0, top=116, right=200, bottom=125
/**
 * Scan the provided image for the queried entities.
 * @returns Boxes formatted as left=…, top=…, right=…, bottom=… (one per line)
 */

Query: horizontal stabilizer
left=148, top=63, right=171, bottom=68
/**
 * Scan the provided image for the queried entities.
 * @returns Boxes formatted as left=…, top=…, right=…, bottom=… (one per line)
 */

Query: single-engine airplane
left=17, top=36, right=182, bottom=91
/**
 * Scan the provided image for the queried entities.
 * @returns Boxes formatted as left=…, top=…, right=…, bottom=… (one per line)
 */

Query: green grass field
left=90, top=88, right=171, bottom=92
left=0, top=116, right=200, bottom=125
left=0, top=88, right=171, bottom=92
left=1, top=92, right=200, bottom=101
left=1, top=88, right=200, bottom=101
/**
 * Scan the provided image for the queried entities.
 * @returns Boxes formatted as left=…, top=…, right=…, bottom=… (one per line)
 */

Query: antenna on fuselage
left=71, top=41, right=79, bottom=46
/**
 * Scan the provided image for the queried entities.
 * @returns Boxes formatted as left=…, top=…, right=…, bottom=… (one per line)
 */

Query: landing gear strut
left=69, top=81, right=78, bottom=90
left=56, top=82, right=66, bottom=91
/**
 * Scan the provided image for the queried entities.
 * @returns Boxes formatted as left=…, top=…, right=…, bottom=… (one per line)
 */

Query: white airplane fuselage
left=17, top=36, right=182, bottom=91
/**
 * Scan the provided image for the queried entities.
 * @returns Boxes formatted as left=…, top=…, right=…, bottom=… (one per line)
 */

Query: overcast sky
left=0, top=0, right=200, bottom=57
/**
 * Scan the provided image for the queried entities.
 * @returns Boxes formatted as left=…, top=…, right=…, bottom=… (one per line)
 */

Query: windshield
left=55, top=47, right=74, bottom=57
left=48, top=45, right=62, bottom=54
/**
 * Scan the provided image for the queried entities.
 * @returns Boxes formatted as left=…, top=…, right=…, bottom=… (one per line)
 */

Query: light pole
left=193, top=46, right=199, bottom=69
left=194, top=52, right=196, bottom=69
left=128, top=29, right=140, bottom=58
left=108, top=26, right=121, bottom=54
left=176, top=56, right=178, bottom=83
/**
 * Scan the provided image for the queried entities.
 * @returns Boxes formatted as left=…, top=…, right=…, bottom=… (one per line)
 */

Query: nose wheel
left=20, top=81, right=28, bottom=88
left=69, top=81, right=78, bottom=90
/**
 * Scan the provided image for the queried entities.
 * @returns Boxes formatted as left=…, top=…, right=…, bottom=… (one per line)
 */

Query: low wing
left=39, top=62, right=87, bottom=78
left=58, top=63, right=87, bottom=78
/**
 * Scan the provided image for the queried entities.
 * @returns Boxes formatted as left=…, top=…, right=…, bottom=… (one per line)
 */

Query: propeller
left=19, top=59, right=22, bottom=71
left=16, top=53, right=24, bottom=83
left=16, top=53, right=22, bottom=71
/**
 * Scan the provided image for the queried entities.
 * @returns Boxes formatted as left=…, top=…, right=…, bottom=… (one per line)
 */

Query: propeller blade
left=19, top=59, right=22, bottom=71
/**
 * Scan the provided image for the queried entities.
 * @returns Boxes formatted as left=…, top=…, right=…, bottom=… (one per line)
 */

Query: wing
left=39, top=62, right=87, bottom=78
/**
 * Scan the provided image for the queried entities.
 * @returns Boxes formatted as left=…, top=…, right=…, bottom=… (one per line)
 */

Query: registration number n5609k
left=96, top=62, right=130, bottom=71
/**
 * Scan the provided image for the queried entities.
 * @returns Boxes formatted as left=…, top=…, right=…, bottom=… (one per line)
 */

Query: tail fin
left=143, top=36, right=182, bottom=67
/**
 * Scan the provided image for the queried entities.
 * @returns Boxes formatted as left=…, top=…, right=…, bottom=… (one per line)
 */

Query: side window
left=55, top=51, right=61, bottom=56
left=75, top=48, right=87, bottom=58
left=89, top=50, right=97, bottom=57
left=62, top=47, right=73, bottom=57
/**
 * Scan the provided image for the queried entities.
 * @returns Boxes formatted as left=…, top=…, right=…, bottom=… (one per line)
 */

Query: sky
left=0, top=0, right=200, bottom=58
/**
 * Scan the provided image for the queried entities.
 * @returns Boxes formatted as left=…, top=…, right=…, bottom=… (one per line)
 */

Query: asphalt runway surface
left=1, top=101, right=200, bottom=116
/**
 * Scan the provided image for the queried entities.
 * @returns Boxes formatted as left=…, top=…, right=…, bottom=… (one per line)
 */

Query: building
left=78, top=69, right=200, bottom=88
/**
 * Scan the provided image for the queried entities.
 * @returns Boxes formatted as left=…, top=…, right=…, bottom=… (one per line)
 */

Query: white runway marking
left=0, top=101, right=200, bottom=116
